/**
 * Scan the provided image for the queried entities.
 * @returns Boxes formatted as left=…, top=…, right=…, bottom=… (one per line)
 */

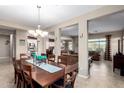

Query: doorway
left=0, top=35, right=10, bottom=62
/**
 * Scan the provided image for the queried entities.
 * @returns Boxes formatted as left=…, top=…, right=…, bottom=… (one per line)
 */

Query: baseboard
left=78, top=74, right=90, bottom=79
left=0, top=57, right=10, bottom=59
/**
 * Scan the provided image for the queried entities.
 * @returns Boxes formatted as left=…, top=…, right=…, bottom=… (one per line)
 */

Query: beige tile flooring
left=0, top=59, right=124, bottom=88
left=0, top=60, right=15, bottom=88
left=75, top=60, right=124, bottom=88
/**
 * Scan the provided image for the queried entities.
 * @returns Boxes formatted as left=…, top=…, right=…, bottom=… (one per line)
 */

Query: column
left=37, top=36, right=44, bottom=54
left=121, top=31, right=124, bottom=54
left=78, top=20, right=89, bottom=78
left=54, top=28, right=61, bottom=62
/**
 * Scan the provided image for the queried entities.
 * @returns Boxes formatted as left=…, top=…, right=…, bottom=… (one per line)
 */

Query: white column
left=54, top=28, right=61, bottom=62
left=78, top=20, right=89, bottom=78
left=37, top=36, right=43, bottom=54
left=37, top=35, right=49, bottom=54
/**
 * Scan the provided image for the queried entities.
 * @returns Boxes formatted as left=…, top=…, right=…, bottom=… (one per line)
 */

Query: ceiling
left=61, top=24, right=78, bottom=36
left=61, top=10, right=124, bottom=36
left=0, top=25, right=15, bottom=30
left=0, top=5, right=103, bottom=30
left=88, top=11, right=124, bottom=34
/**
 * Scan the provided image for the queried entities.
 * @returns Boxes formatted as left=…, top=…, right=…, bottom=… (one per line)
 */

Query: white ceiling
left=61, top=25, right=78, bottom=36
left=0, top=25, right=15, bottom=30
left=88, top=11, right=124, bottom=33
left=61, top=11, right=124, bottom=36
left=0, top=5, right=103, bottom=29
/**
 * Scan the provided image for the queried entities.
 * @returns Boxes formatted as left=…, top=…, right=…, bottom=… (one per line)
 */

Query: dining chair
left=15, top=60, right=24, bottom=88
left=20, top=53, right=30, bottom=61
left=12, top=57, right=16, bottom=84
left=52, top=63, right=78, bottom=88
left=48, top=54, right=55, bottom=63
left=22, top=64, right=34, bottom=88
left=57, top=55, right=68, bottom=65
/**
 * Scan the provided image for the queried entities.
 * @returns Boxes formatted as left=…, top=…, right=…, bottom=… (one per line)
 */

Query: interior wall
left=16, top=30, right=46, bottom=59
left=16, top=29, right=28, bottom=59
left=0, top=28, right=15, bottom=61
left=72, top=36, right=78, bottom=53
left=0, top=29, right=14, bottom=35
left=0, top=35, right=10, bottom=59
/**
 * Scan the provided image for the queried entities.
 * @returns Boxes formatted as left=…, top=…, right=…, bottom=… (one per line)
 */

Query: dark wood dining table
left=24, top=60, right=65, bottom=88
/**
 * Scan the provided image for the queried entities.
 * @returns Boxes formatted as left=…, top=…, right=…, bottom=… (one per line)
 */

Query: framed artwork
left=19, top=39, right=25, bottom=46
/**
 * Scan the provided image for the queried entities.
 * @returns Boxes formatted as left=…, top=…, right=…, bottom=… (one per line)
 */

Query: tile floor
left=0, top=60, right=15, bottom=88
left=75, top=60, right=124, bottom=88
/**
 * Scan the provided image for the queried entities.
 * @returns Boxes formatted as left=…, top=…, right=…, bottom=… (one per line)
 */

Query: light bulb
left=34, top=32, right=38, bottom=37
left=43, top=31, right=48, bottom=36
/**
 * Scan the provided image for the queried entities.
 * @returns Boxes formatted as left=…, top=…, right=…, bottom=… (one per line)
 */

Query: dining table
left=24, top=59, right=65, bottom=88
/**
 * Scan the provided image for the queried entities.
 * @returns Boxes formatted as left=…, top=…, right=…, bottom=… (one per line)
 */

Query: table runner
left=26, top=59, right=62, bottom=73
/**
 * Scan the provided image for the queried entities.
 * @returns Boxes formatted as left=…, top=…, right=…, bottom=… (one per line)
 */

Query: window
left=88, top=38, right=106, bottom=52
left=68, top=41, right=73, bottom=51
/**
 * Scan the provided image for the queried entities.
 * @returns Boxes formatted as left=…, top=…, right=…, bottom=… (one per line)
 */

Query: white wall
left=16, top=30, right=46, bottom=59
left=0, top=29, right=15, bottom=61
left=16, top=29, right=28, bottom=59
left=72, top=36, right=78, bottom=53
left=37, top=36, right=47, bottom=53
left=0, top=35, right=10, bottom=59
left=0, top=29, right=14, bottom=35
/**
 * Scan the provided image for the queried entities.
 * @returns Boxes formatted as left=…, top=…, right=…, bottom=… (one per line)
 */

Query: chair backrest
left=61, top=50, right=68, bottom=55
left=58, top=55, right=78, bottom=65
left=64, top=63, right=78, bottom=87
left=20, top=53, right=29, bottom=60
left=48, top=54, right=55, bottom=63
left=14, top=60, right=24, bottom=83
left=22, top=63, right=33, bottom=88
left=15, top=60, right=23, bottom=73
left=58, top=55, right=68, bottom=65
left=68, top=55, right=78, bottom=65
left=65, top=63, right=78, bottom=74
left=12, top=59, right=21, bottom=70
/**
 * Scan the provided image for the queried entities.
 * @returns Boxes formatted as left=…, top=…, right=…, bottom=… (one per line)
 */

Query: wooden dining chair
left=52, top=63, right=78, bottom=88
left=15, top=60, right=24, bottom=88
left=22, top=64, right=34, bottom=88
left=57, top=55, right=68, bottom=65
left=20, top=53, right=30, bottom=61
left=48, top=54, right=55, bottom=63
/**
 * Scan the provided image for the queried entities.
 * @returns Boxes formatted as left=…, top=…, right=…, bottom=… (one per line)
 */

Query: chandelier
left=28, top=5, right=48, bottom=37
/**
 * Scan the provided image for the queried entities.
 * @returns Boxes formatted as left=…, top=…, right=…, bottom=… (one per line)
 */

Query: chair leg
left=17, top=77, right=21, bottom=88
left=17, top=78, right=20, bottom=88
left=24, top=81, right=27, bottom=88
left=23, top=81, right=25, bottom=88
left=14, top=72, right=16, bottom=84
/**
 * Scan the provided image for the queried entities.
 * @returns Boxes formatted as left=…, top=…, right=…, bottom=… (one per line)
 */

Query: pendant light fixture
left=28, top=5, right=48, bottom=37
